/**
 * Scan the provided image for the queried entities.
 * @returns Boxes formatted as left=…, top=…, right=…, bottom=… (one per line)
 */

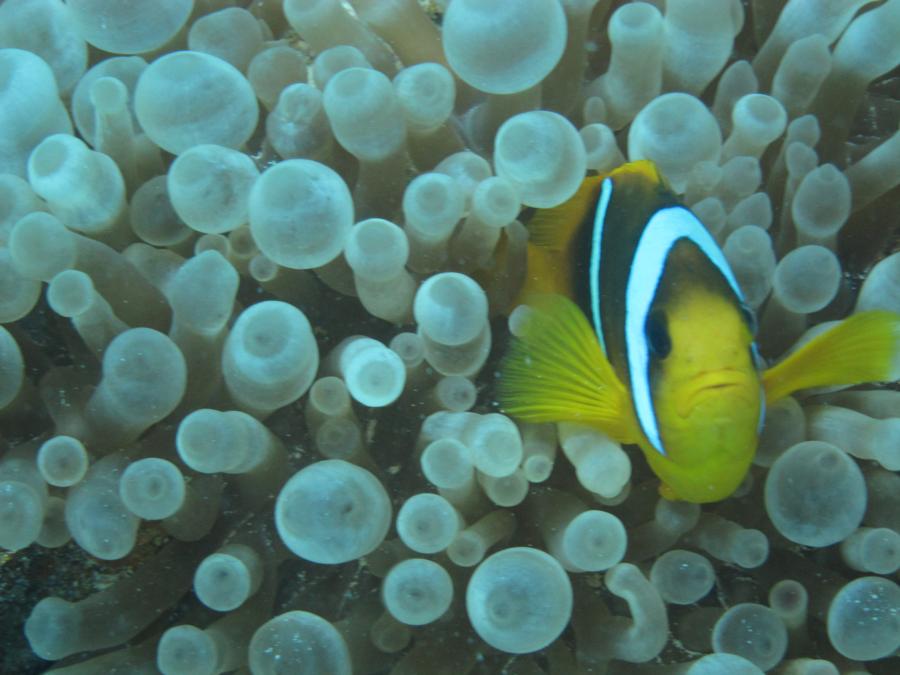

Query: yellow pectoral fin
left=498, top=294, right=638, bottom=442
left=763, top=310, right=900, bottom=404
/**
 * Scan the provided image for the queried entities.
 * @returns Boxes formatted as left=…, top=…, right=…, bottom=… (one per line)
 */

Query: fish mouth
left=676, top=371, right=752, bottom=417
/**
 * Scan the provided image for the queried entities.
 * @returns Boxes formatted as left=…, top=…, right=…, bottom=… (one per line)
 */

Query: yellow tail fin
left=763, top=310, right=900, bottom=403
left=497, top=294, right=638, bottom=442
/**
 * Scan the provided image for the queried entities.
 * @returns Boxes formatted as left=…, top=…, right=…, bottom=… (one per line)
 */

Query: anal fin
left=763, top=310, right=900, bottom=404
left=498, top=294, right=638, bottom=443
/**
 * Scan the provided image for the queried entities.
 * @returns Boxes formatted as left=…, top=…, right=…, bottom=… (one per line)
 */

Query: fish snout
left=675, top=370, right=756, bottom=419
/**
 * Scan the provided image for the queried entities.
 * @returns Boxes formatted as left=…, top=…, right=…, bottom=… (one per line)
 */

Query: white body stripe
left=757, top=386, right=767, bottom=433
left=626, top=206, right=746, bottom=456
left=589, top=178, right=614, bottom=350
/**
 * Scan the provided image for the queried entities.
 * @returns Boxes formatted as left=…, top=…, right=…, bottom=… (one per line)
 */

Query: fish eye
left=739, top=302, right=758, bottom=336
left=645, top=309, right=671, bottom=359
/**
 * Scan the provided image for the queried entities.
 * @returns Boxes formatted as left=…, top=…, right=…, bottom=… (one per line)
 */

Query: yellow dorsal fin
left=497, top=294, right=639, bottom=442
left=526, top=160, right=664, bottom=251
left=763, top=310, right=900, bottom=404
left=527, top=175, right=604, bottom=251
left=607, top=158, right=665, bottom=185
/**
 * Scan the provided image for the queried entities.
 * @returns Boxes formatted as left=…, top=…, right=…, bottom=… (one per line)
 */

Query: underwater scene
left=0, top=0, right=899, bottom=673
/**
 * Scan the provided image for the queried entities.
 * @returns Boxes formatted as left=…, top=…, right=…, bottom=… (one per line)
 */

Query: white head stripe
left=626, top=206, right=746, bottom=456
left=752, top=342, right=766, bottom=433
left=589, top=178, right=614, bottom=350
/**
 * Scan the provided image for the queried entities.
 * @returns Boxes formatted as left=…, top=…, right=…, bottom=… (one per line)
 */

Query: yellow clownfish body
left=498, top=160, right=900, bottom=503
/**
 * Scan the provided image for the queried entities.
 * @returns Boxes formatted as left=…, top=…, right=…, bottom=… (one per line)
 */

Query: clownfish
left=498, top=160, right=900, bottom=503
